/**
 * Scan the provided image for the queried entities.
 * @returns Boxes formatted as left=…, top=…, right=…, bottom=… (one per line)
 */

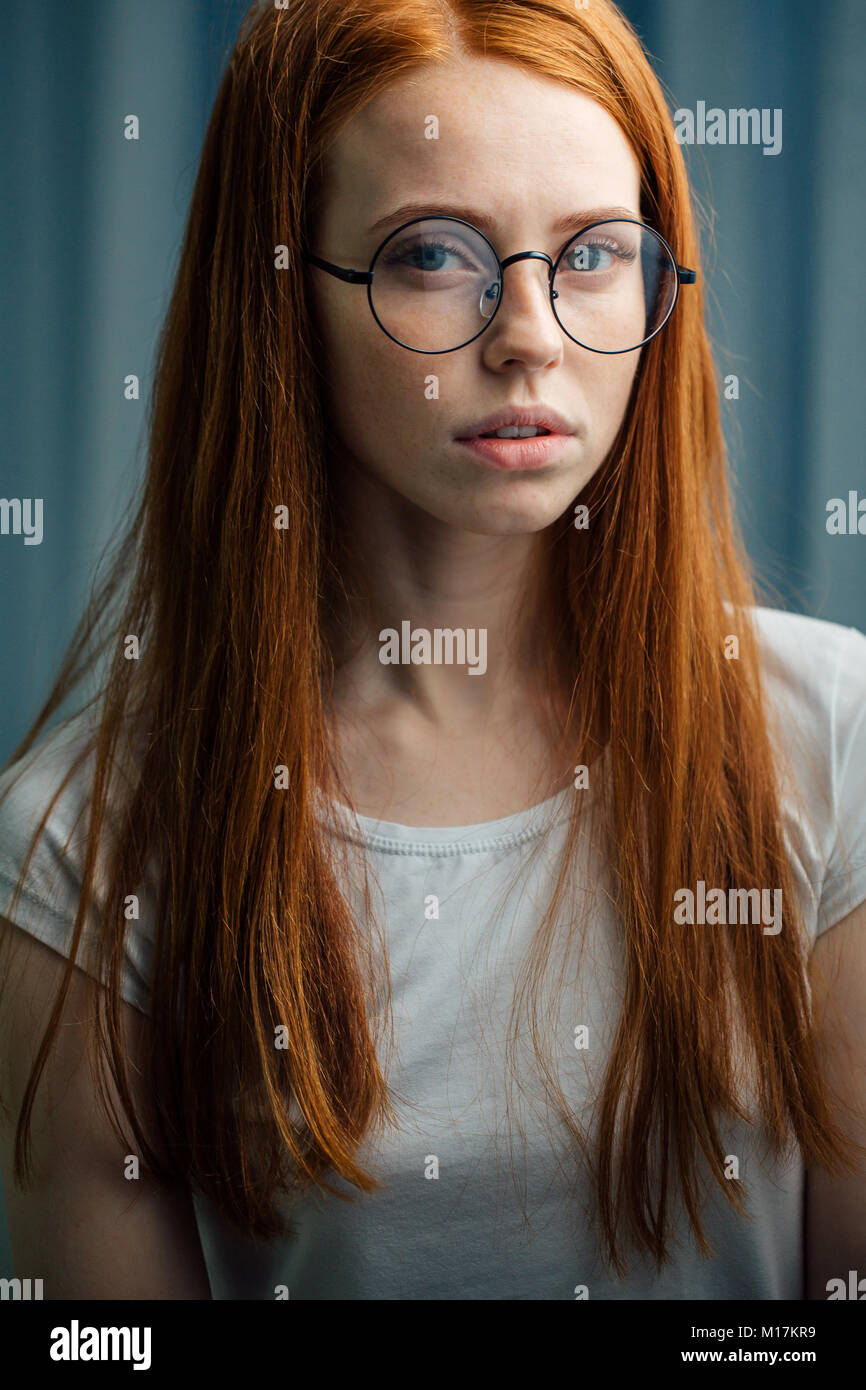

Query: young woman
left=0, top=0, right=864, bottom=1301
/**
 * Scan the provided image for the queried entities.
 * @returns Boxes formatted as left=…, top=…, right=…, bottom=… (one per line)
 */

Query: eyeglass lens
left=369, top=217, right=678, bottom=353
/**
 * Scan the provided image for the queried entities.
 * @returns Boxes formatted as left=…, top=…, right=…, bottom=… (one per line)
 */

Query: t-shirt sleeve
left=817, top=624, right=866, bottom=931
left=0, top=718, right=153, bottom=1015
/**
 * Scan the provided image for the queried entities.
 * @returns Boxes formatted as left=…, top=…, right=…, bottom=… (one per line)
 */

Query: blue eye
left=564, top=238, right=637, bottom=273
left=383, top=238, right=477, bottom=273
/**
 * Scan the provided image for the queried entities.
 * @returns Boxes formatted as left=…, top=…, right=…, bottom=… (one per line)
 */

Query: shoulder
left=0, top=711, right=99, bottom=907
left=749, top=605, right=866, bottom=724
left=0, top=708, right=153, bottom=1015
left=747, top=606, right=866, bottom=936
left=748, top=607, right=866, bottom=812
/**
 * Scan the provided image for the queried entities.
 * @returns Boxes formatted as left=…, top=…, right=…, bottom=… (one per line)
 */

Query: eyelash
left=567, top=236, right=637, bottom=265
left=381, top=233, right=638, bottom=271
left=381, top=238, right=474, bottom=268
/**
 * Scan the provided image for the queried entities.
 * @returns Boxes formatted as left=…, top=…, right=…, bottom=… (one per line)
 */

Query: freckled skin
left=307, top=54, right=643, bottom=538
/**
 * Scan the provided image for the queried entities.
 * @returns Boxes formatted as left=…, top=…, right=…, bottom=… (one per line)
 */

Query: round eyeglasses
left=303, top=215, right=696, bottom=355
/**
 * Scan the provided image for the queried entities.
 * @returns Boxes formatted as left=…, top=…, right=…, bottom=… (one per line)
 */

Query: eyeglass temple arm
left=304, top=247, right=696, bottom=287
left=302, top=251, right=372, bottom=284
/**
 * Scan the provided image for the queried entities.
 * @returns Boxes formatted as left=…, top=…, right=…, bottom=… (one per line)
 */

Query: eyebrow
left=366, top=201, right=641, bottom=239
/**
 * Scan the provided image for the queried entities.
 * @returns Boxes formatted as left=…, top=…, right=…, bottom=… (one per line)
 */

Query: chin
left=440, top=501, right=567, bottom=537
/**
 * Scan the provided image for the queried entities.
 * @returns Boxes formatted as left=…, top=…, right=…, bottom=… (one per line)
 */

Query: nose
left=481, top=250, right=556, bottom=317
left=479, top=250, right=563, bottom=367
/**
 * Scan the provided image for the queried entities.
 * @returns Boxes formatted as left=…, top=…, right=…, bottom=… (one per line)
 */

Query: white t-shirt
left=1, top=605, right=865, bottom=1299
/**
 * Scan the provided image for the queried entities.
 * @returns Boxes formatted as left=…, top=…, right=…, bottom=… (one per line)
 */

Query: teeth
left=481, top=425, right=548, bottom=438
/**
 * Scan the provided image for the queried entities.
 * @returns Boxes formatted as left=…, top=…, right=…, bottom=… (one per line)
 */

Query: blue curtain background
left=1, top=0, right=864, bottom=1280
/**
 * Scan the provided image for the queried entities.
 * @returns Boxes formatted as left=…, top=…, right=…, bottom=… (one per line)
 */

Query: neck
left=324, top=456, right=559, bottom=723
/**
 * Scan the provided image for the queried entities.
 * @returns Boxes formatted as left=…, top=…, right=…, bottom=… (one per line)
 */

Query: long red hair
left=0, top=0, right=857, bottom=1277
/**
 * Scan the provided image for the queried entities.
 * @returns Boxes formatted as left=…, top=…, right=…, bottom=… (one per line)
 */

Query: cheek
left=312, top=289, right=427, bottom=450
left=309, top=288, right=370, bottom=423
left=311, top=286, right=363, bottom=379
left=588, top=354, right=640, bottom=443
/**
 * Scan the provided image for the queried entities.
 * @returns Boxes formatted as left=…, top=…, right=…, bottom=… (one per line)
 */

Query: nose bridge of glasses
left=499, top=249, right=555, bottom=276
left=489, top=250, right=556, bottom=317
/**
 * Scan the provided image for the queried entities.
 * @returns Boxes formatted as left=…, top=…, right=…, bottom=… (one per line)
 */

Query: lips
left=455, top=432, right=572, bottom=471
left=478, top=424, right=550, bottom=438
left=457, top=404, right=576, bottom=439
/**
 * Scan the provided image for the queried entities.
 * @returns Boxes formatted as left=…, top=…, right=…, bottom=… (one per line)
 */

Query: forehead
left=317, top=54, right=641, bottom=239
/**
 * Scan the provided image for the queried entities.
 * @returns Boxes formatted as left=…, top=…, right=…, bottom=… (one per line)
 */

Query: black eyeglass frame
left=302, top=215, right=697, bottom=355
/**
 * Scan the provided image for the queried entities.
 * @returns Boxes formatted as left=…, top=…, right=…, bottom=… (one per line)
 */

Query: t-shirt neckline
left=314, top=781, right=582, bottom=855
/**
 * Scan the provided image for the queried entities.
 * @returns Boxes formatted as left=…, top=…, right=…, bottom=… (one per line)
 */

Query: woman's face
left=307, top=55, right=643, bottom=537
